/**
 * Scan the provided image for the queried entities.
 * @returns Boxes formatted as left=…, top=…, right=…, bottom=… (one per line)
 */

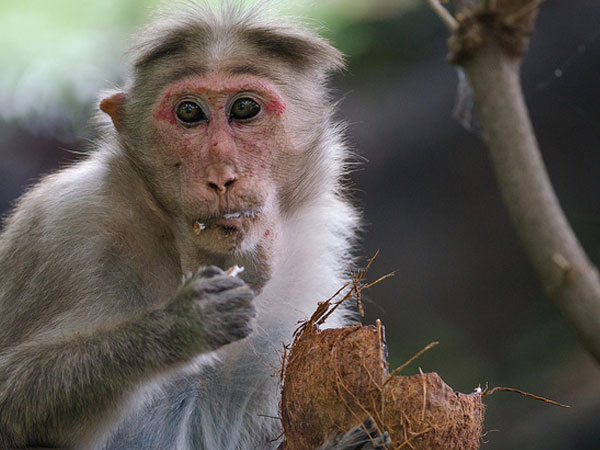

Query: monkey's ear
left=100, top=93, right=127, bottom=131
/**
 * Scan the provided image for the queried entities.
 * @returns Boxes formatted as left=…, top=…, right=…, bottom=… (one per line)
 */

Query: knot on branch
left=448, top=3, right=538, bottom=65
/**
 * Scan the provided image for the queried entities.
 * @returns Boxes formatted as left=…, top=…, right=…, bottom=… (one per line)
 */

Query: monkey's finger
left=358, top=431, right=391, bottom=450
left=361, top=417, right=377, bottom=435
left=227, top=319, right=255, bottom=340
left=342, top=417, right=376, bottom=444
left=358, top=428, right=391, bottom=450
left=377, top=432, right=391, bottom=449
left=207, top=315, right=255, bottom=346
left=212, top=287, right=255, bottom=310
left=190, top=275, right=245, bottom=294
left=221, top=308, right=258, bottom=328
left=329, top=417, right=390, bottom=450
left=195, top=265, right=225, bottom=279
left=214, top=302, right=257, bottom=323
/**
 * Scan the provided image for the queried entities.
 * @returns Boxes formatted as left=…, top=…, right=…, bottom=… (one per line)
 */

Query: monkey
left=0, top=2, right=391, bottom=449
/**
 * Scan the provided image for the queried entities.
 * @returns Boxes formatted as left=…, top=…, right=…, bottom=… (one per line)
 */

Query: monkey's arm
left=0, top=267, right=255, bottom=447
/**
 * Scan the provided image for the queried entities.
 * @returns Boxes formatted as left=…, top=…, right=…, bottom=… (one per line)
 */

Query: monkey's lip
left=194, top=209, right=261, bottom=233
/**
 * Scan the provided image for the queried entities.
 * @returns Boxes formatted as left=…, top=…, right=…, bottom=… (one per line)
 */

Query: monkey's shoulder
left=0, top=151, right=177, bottom=310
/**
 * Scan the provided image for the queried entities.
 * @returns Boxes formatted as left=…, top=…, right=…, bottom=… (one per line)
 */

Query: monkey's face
left=145, top=73, right=292, bottom=254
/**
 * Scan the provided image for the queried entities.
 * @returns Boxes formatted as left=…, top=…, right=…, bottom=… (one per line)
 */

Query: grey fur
left=0, top=2, right=365, bottom=449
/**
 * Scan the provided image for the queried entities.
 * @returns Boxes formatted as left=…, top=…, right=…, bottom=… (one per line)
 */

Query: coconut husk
left=280, top=322, right=484, bottom=449
left=279, top=253, right=570, bottom=449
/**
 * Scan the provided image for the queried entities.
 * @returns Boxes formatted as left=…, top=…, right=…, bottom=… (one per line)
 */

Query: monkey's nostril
left=206, top=165, right=237, bottom=192
left=208, top=177, right=236, bottom=193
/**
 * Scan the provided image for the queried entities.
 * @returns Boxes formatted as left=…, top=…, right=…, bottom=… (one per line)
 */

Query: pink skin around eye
left=152, top=74, right=286, bottom=126
left=266, top=99, right=285, bottom=115
left=153, top=104, right=177, bottom=124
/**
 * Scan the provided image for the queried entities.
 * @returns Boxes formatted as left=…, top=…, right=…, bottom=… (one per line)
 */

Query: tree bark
left=430, top=0, right=600, bottom=362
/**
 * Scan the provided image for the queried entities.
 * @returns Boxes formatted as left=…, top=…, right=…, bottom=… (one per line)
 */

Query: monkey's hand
left=315, top=418, right=391, bottom=450
left=170, top=266, right=256, bottom=352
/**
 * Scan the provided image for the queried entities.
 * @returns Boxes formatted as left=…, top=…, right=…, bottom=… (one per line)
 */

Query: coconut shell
left=281, top=324, right=484, bottom=450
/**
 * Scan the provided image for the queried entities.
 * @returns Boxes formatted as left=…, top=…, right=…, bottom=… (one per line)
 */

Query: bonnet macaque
left=0, top=2, right=390, bottom=449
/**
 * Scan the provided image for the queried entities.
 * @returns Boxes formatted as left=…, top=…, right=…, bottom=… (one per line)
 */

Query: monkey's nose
left=206, top=165, right=237, bottom=193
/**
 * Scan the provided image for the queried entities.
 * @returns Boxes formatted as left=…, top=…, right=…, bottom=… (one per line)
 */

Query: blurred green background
left=1, top=1, right=600, bottom=448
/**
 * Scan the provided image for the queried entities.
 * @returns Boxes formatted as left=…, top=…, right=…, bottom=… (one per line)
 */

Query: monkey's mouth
left=193, top=209, right=262, bottom=235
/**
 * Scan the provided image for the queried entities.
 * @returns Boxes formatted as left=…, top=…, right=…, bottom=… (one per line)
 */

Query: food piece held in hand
left=225, top=265, right=244, bottom=277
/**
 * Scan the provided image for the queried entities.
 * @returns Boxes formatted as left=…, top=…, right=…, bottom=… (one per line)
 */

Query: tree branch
left=426, top=0, right=458, bottom=31
left=427, top=0, right=600, bottom=362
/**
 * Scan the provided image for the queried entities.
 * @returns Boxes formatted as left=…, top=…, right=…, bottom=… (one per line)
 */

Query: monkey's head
left=100, top=4, right=345, bottom=255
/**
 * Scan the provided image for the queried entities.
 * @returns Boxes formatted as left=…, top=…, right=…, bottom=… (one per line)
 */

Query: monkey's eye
left=176, top=101, right=206, bottom=124
left=230, top=98, right=261, bottom=121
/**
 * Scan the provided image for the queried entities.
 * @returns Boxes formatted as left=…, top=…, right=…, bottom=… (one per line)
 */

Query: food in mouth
left=193, top=209, right=261, bottom=235
left=193, top=221, right=207, bottom=234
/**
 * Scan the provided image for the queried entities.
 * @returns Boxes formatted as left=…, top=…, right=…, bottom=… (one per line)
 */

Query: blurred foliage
left=0, top=0, right=418, bottom=138
left=0, top=0, right=154, bottom=136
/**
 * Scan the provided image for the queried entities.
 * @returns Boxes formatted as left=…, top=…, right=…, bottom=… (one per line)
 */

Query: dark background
left=1, top=1, right=599, bottom=448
